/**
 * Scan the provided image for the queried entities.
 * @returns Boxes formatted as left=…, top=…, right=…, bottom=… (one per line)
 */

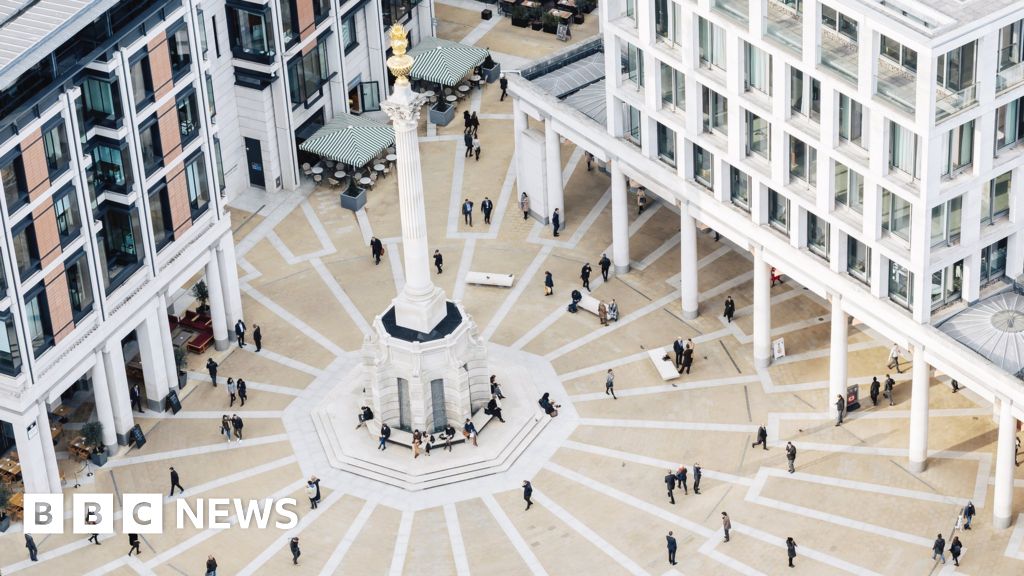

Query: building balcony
left=997, top=49, right=1024, bottom=93
left=820, top=30, right=858, bottom=84
left=711, top=0, right=748, bottom=24
left=875, top=59, right=916, bottom=113
left=766, top=0, right=802, bottom=54
left=935, top=84, right=978, bottom=122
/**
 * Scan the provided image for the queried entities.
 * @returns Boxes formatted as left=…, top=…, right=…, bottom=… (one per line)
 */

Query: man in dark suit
left=169, top=467, right=184, bottom=496
left=253, top=324, right=262, bottom=352
left=206, top=358, right=218, bottom=387
left=481, top=197, right=494, bottom=224
left=234, top=319, right=246, bottom=347
left=25, top=534, right=38, bottom=561
left=370, top=237, right=384, bottom=265
left=666, top=531, right=677, bottom=565
left=693, top=463, right=702, bottom=494
left=130, top=383, right=143, bottom=413
left=599, top=253, right=611, bottom=281
left=464, top=132, right=474, bottom=158
left=552, top=208, right=561, bottom=237
left=870, top=377, right=881, bottom=406
left=673, top=337, right=685, bottom=368
left=580, top=263, right=592, bottom=291
left=675, top=466, right=688, bottom=495
left=462, top=198, right=474, bottom=225
left=523, top=480, right=533, bottom=510
left=664, top=470, right=676, bottom=504
left=752, top=424, right=768, bottom=450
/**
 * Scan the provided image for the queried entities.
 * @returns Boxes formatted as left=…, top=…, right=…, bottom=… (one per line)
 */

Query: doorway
left=429, top=379, right=446, bottom=433
left=244, top=137, right=265, bottom=188
left=397, top=378, right=410, bottom=431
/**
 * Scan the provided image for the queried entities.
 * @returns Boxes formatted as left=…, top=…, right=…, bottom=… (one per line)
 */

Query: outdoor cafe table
left=311, top=165, right=324, bottom=175
left=549, top=8, right=572, bottom=19
left=373, top=164, right=386, bottom=174
left=446, top=95, right=457, bottom=104
left=457, top=85, right=470, bottom=94
left=334, top=171, right=347, bottom=179
left=470, top=74, right=482, bottom=88
left=386, top=154, right=397, bottom=162
left=359, top=177, right=372, bottom=186
left=521, top=0, right=540, bottom=7
left=0, top=456, right=20, bottom=482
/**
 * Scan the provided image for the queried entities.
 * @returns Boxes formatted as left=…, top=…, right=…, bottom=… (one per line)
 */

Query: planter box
left=340, top=187, right=367, bottom=211
left=511, top=17, right=529, bottom=28
left=429, top=104, right=456, bottom=127
left=481, top=8, right=492, bottom=19
left=481, top=63, right=501, bottom=83
left=531, top=21, right=543, bottom=31
left=581, top=2, right=595, bottom=13
left=543, top=23, right=558, bottom=33
left=573, top=13, right=584, bottom=24
left=0, top=515, right=9, bottom=533
left=177, top=371, right=187, bottom=389
left=90, top=451, right=108, bottom=467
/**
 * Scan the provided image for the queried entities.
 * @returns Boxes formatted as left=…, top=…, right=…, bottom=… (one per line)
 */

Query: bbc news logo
left=23, top=494, right=299, bottom=534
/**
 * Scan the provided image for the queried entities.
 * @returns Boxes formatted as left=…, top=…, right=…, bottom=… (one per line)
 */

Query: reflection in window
left=807, top=212, right=829, bottom=259
left=768, top=189, right=788, bottom=232
left=25, top=288, right=53, bottom=356
left=746, top=111, right=769, bottom=159
left=168, top=24, right=192, bottom=77
left=129, top=53, right=154, bottom=109
left=982, top=171, right=1011, bottom=225
left=692, top=145, right=713, bottom=189
left=97, top=205, right=144, bottom=293
left=834, top=161, right=862, bottom=213
left=881, top=189, right=912, bottom=241
left=980, top=238, right=1008, bottom=284
left=730, top=166, right=749, bottom=210
left=0, top=312, right=22, bottom=375
left=227, top=6, right=275, bottom=62
left=657, top=122, right=676, bottom=166
left=788, top=136, right=816, bottom=186
left=185, top=153, right=210, bottom=218
left=888, top=260, right=913, bottom=309
left=288, top=38, right=331, bottom=105
left=846, top=237, right=869, bottom=283
left=65, top=250, right=94, bottom=320
left=54, top=187, right=81, bottom=245
left=176, top=90, right=201, bottom=145
left=148, top=181, right=173, bottom=250
left=12, top=220, right=40, bottom=280
left=1, top=151, right=28, bottom=212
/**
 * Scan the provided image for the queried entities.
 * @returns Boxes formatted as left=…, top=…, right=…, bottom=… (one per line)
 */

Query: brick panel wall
left=157, top=100, right=183, bottom=165
left=20, top=129, right=50, bottom=201
left=167, top=167, right=192, bottom=236
left=148, top=36, right=174, bottom=101
left=33, top=200, right=61, bottom=268
left=44, top=267, right=74, bottom=343
left=298, top=0, right=316, bottom=41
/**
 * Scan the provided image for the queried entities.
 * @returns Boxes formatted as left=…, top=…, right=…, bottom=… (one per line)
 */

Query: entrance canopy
left=298, top=113, right=395, bottom=168
left=408, top=37, right=488, bottom=86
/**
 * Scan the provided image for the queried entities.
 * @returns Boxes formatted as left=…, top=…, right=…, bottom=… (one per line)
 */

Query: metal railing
left=935, top=84, right=979, bottom=122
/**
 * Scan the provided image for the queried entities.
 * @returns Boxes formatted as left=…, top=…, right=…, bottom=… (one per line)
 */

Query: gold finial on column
left=386, top=25, right=414, bottom=85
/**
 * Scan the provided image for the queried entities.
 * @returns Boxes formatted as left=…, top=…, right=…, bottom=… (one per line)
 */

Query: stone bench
left=647, top=347, right=681, bottom=381
left=366, top=409, right=494, bottom=449
left=465, top=271, right=515, bottom=288
left=577, top=293, right=602, bottom=315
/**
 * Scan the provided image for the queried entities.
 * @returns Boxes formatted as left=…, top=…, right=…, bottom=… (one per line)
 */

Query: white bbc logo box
left=23, top=494, right=164, bottom=534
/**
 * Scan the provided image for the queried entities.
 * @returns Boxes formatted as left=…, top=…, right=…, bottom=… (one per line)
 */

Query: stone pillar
left=103, top=342, right=135, bottom=445
left=610, top=160, right=630, bottom=274
left=752, top=245, right=772, bottom=368
left=680, top=206, right=699, bottom=320
left=828, top=294, right=848, bottom=418
left=993, top=398, right=1017, bottom=529
left=13, top=405, right=53, bottom=494
left=544, top=120, right=564, bottom=226
left=137, top=309, right=169, bottom=412
left=157, top=294, right=180, bottom=389
left=36, top=401, right=62, bottom=493
left=205, top=253, right=230, bottom=351
left=908, top=345, right=930, bottom=473
left=91, top=350, right=118, bottom=453
left=218, top=234, right=243, bottom=334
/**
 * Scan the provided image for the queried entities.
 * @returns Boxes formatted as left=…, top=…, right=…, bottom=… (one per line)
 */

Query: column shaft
left=91, top=350, right=118, bottom=451
left=680, top=208, right=699, bottom=319
left=218, top=234, right=243, bottom=331
left=104, top=343, right=135, bottom=445
left=137, top=309, right=169, bottom=411
left=545, top=122, right=564, bottom=225
left=157, top=294, right=180, bottom=389
left=993, top=399, right=1016, bottom=529
left=13, top=407, right=50, bottom=494
left=206, top=252, right=229, bottom=351
left=828, top=295, right=848, bottom=417
left=36, top=402, right=62, bottom=493
left=908, top=346, right=930, bottom=472
left=611, top=161, right=630, bottom=273
left=752, top=246, right=772, bottom=368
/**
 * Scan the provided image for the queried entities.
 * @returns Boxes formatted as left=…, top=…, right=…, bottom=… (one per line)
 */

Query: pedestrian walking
left=835, top=394, right=846, bottom=426
left=253, top=324, right=262, bottom=352
left=485, top=395, right=505, bottom=422
left=444, top=423, right=456, bottom=452
left=585, top=152, right=594, bottom=171
left=470, top=112, right=480, bottom=137
left=722, top=512, right=731, bottom=542
left=552, top=208, right=561, bottom=237
left=681, top=346, right=693, bottom=375
left=723, top=296, right=735, bottom=323
left=87, top=517, right=101, bottom=544
left=963, top=501, right=975, bottom=529
left=234, top=319, right=246, bottom=348
left=169, top=466, right=184, bottom=495
left=599, top=253, right=611, bottom=281
left=675, top=465, right=688, bottom=495
left=598, top=301, right=608, bottom=326
left=434, top=249, right=443, bottom=274
left=463, top=131, right=473, bottom=158
left=462, top=198, right=474, bottom=225
left=306, top=480, right=318, bottom=509
left=870, top=376, right=881, bottom=406
left=370, top=236, right=384, bottom=265
left=490, top=375, right=505, bottom=399
left=887, top=343, right=903, bottom=373
left=220, top=415, right=233, bottom=443
left=463, top=110, right=471, bottom=133
left=237, top=378, right=247, bottom=406
left=231, top=414, right=243, bottom=440
left=226, top=378, right=237, bottom=407
left=786, top=441, right=797, bottom=473
left=666, top=531, right=678, bottom=565
left=608, top=299, right=619, bottom=322
left=664, top=470, right=677, bottom=504
left=950, top=536, right=962, bottom=566
left=637, top=188, right=647, bottom=214
left=693, top=463, right=702, bottom=494
left=464, top=419, right=479, bottom=446
left=605, top=369, right=617, bottom=399
left=378, top=422, right=391, bottom=450
left=410, top=429, right=421, bottom=458
left=581, top=263, right=592, bottom=291
left=310, top=475, right=321, bottom=506
left=473, top=135, right=481, bottom=161
left=424, top=432, right=434, bottom=456
left=673, top=337, right=685, bottom=368
left=206, top=358, right=218, bottom=386
left=481, top=196, right=493, bottom=224
left=932, top=533, right=946, bottom=564
left=523, top=480, right=533, bottom=510
left=290, top=537, right=301, bottom=565
left=544, top=270, right=554, bottom=296
left=25, top=534, right=38, bottom=562
left=786, top=537, right=798, bottom=567
left=499, top=73, right=508, bottom=100
left=752, top=424, right=768, bottom=450
left=884, top=374, right=895, bottom=406
left=128, top=533, right=141, bottom=556
left=520, top=192, right=530, bottom=220
left=206, top=555, right=218, bottom=576
left=130, top=383, right=143, bottom=413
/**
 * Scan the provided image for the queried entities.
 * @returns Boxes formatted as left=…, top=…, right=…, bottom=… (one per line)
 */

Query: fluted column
left=993, top=398, right=1017, bottom=529
left=752, top=245, right=772, bottom=368
left=611, top=160, right=629, bottom=273
left=545, top=120, right=564, bottom=226
left=36, top=401, right=62, bottom=493
left=680, top=207, right=699, bottom=319
left=206, top=252, right=229, bottom=350
left=908, top=344, right=930, bottom=473
left=91, top=350, right=118, bottom=453
left=828, top=293, right=848, bottom=418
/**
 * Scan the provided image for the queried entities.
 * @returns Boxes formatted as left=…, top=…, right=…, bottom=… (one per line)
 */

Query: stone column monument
left=361, top=25, right=490, bottom=433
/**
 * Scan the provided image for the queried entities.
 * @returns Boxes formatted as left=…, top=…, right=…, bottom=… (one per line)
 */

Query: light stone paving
left=2, top=7, right=1023, bottom=576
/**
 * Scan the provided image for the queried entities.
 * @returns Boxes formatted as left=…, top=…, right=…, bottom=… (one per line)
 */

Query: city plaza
left=0, top=0, right=1023, bottom=574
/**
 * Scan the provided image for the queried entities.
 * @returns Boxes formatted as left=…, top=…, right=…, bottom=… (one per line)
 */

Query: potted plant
left=0, top=483, right=10, bottom=532
left=510, top=5, right=529, bottom=27
left=191, top=280, right=209, bottom=314
left=340, top=179, right=368, bottom=211
left=580, top=0, right=596, bottom=14
left=531, top=18, right=543, bottom=31
left=174, top=346, right=188, bottom=389
left=541, top=12, right=560, bottom=33
left=573, top=12, right=585, bottom=24
left=428, top=101, right=456, bottom=126
left=82, top=422, right=107, bottom=467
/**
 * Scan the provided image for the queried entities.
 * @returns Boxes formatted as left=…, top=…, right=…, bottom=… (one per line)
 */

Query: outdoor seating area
left=298, top=113, right=397, bottom=210
left=406, top=36, right=499, bottom=126
left=503, top=0, right=595, bottom=32
left=169, top=309, right=215, bottom=354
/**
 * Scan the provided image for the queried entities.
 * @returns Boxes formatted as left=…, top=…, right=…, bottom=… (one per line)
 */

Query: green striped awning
left=298, top=113, right=395, bottom=168
left=408, top=37, right=489, bottom=87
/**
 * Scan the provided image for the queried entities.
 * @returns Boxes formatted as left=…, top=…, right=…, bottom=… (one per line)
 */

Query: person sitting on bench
left=356, top=406, right=374, bottom=429
left=568, top=289, right=583, bottom=313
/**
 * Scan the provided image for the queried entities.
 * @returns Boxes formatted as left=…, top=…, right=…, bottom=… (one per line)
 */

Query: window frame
left=64, top=248, right=94, bottom=322
left=53, top=185, right=82, bottom=247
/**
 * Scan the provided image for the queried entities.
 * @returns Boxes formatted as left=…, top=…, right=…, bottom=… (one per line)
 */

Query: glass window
left=982, top=171, right=1011, bottom=225
left=227, top=6, right=275, bottom=62
left=129, top=53, right=154, bottom=110
left=692, top=145, right=713, bottom=189
left=930, top=196, right=962, bottom=247
left=97, top=205, right=143, bottom=293
left=176, top=89, right=201, bottom=145
left=789, top=68, right=820, bottom=122
left=889, top=122, right=919, bottom=178
left=1, top=152, right=28, bottom=212
left=185, top=154, right=210, bottom=218
left=0, top=311, right=22, bottom=376
left=288, top=37, right=331, bottom=105
left=847, top=237, right=869, bottom=282
left=980, top=237, right=1008, bottom=284
left=214, top=137, right=226, bottom=192
left=937, top=41, right=977, bottom=92
left=149, top=181, right=173, bottom=249
left=746, top=111, right=770, bottom=159
left=698, top=17, right=726, bottom=70
left=730, top=167, right=750, bottom=210
left=702, top=86, right=727, bottom=134
left=657, top=122, right=676, bottom=166
left=788, top=136, right=816, bottom=186
left=360, top=82, right=381, bottom=112
left=838, top=93, right=863, bottom=146
left=880, top=35, right=917, bottom=72
left=654, top=0, right=680, bottom=44
left=744, top=42, right=771, bottom=95
left=205, top=72, right=216, bottom=119
left=943, top=120, right=974, bottom=176
left=995, top=97, right=1024, bottom=149
left=881, top=188, right=912, bottom=240
left=167, top=24, right=192, bottom=78
left=25, top=288, right=52, bottom=356
left=81, top=76, right=123, bottom=129
left=280, top=0, right=299, bottom=47
left=43, top=121, right=70, bottom=177
left=807, top=212, right=829, bottom=258
left=65, top=250, right=94, bottom=320
left=620, top=42, right=644, bottom=88
left=768, top=188, right=789, bottom=232
left=89, top=140, right=134, bottom=195
left=54, top=187, right=81, bottom=245
left=931, top=260, right=963, bottom=309
left=313, top=0, right=331, bottom=23
left=821, top=5, right=857, bottom=41
left=139, top=116, right=162, bottom=175
left=342, top=14, right=358, bottom=53
left=12, top=220, right=40, bottom=280
left=622, top=103, right=641, bottom=145
left=998, top=20, right=1024, bottom=72
left=888, top=260, right=913, bottom=308
left=625, top=0, right=635, bottom=20
left=834, top=161, right=863, bottom=213
left=660, top=63, right=685, bottom=110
